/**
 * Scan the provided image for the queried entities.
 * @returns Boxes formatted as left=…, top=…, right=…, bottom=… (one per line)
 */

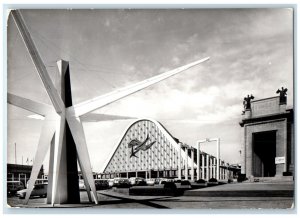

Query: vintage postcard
left=6, top=8, right=294, bottom=210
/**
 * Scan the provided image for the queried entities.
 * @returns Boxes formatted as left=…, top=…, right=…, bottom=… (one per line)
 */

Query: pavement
left=6, top=181, right=295, bottom=210
left=184, top=181, right=294, bottom=197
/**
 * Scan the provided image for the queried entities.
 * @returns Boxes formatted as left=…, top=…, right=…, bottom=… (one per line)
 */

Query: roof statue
left=243, top=94, right=255, bottom=113
left=276, top=87, right=288, bottom=105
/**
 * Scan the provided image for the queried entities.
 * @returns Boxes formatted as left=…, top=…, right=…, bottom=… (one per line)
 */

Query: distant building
left=99, top=118, right=236, bottom=181
left=78, top=171, right=97, bottom=180
left=240, top=89, right=294, bottom=180
left=7, top=163, right=44, bottom=186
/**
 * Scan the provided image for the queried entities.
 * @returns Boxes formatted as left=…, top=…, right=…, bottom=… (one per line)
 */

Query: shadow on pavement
left=99, top=192, right=171, bottom=209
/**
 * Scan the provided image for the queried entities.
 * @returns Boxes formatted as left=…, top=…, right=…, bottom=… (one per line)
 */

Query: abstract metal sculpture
left=9, top=10, right=209, bottom=205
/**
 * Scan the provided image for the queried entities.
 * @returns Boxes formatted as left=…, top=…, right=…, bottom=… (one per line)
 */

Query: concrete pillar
left=241, top=126, right=246, bottom=175
left=202, top=154, right=205, bottom=179
left=126, top=172, right=128, bottom=179
left=136, top=171, right=138, bottom=177
left=217, top=138, right=220, bottom=180
left=197, top=143, right=200, bottom=180
left=225, top=165, right=229, bottom=180
left=283, top=119, right=288, bottom=173
left=185, top=147, right=188, bottom=180
left=191, top=148, right=194, bottom=182
left=220, top=164, right=223, bottom=180
left=211, top=157, right=214, bottom=178
left=209, top=157, right=213, bottom=179
left=178, top=143, right=182, bottom=180
left=213, top=158, right=216, bottom=178
left=206, top=155, right=210, bottom=180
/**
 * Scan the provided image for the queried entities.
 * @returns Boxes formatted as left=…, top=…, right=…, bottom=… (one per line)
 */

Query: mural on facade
left=128, top=135, right=156, bottom=158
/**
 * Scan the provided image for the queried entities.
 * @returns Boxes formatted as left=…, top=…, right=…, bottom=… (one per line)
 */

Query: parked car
left=94, top=179, right=109, bottom=190
left=7, top=181, right=24, bottom=196
left=108, top=179, right=114, bottom=188
left=26, top=179, right=48, bottom=188
left=16, top=183, right=48, bottom=199
left=113, top=178, right=131, bottom=188
left=145, top=178, right=155, bottom=186
left=174, top=179, right=182, bottom=183
left=154, top=178, right=163, bottom=185
left=159, top=178, right=174, bottom=185
left=129, top=177, right=147, bottom=186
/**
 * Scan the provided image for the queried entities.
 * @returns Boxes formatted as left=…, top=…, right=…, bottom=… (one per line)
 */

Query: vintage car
left=16, top=183, right=48, bottom=199
left=94, top=179, right=109, bottom=190
left=145, top=178, right=155, bottom=186
left=129, top=177, right=147, bottom=186
left=7, top=181, right=24, bottom=196
left=113, top=178, right=131, bottom=188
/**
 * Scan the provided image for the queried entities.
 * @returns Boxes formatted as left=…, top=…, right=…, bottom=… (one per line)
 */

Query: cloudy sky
left=7, top=8, right=293, bottom=173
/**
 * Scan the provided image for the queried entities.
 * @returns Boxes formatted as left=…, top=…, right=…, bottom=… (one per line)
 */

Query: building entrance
left=252, top=131, right=276, bottom=177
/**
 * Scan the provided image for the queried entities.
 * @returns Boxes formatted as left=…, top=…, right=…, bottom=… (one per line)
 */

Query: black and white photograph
left=5, top=7, right=294, bottom=210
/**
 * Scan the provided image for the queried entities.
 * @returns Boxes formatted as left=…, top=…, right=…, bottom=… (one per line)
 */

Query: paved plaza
left=6, top=182, right=294, bottom=210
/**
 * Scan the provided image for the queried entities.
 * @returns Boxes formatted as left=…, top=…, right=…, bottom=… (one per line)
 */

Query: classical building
left=100, top=118, right=237, bottom=181
left=240, top=88, right=294, bottom=179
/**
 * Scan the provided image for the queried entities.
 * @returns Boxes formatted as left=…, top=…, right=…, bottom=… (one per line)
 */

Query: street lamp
left=196, top=138, right=220, bottom=180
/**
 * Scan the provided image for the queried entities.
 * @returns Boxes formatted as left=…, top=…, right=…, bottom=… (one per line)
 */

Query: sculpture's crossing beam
left=11, top=10, right=65, bottom=114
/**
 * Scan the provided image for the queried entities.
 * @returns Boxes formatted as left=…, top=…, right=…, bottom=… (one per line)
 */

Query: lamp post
left=207, top=138, right=220, bottom=180
left=196, top=138, right=220, bottom=180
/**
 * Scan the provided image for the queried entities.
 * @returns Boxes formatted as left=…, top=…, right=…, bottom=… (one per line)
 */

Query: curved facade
left=101, top=118, right=233, bottom=180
